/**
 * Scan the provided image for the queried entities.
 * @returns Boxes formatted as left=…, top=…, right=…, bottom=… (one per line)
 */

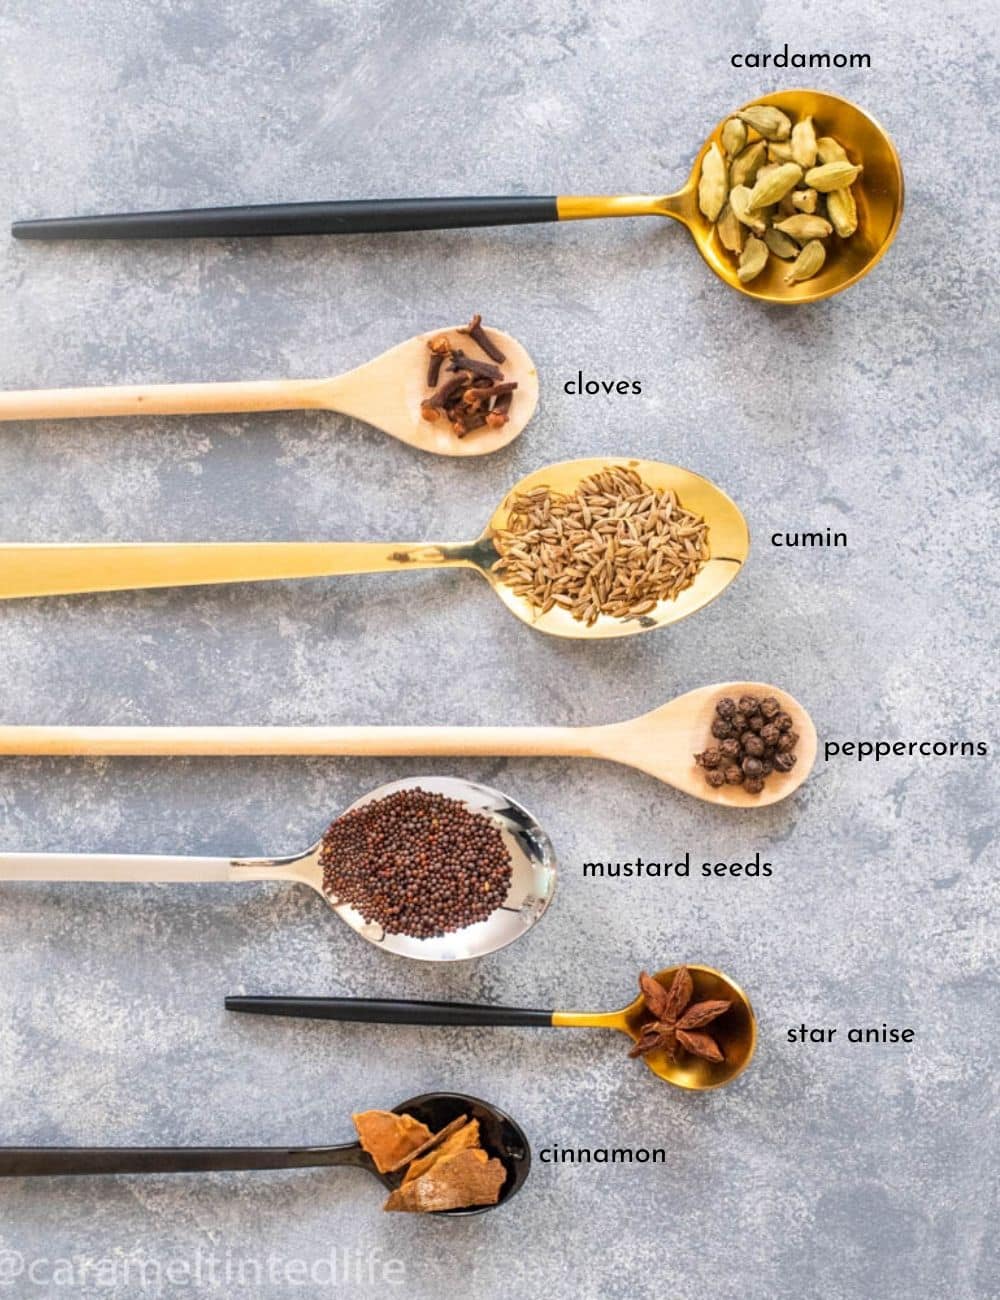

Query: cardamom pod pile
left=699, top=104, right=862, bottom=287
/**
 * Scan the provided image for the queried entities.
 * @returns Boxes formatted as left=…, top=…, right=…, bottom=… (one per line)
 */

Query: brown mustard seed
left=320, top=788, right=512, bottom=939
left=694, top=691, right=803, bottom=796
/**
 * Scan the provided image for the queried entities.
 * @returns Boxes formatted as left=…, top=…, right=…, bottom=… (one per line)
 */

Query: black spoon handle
left=0, top=1143, right=367, bottom=1177
left=226, top=995, right=554, bottom=1028
left=12, top=196, right=560, bottom=241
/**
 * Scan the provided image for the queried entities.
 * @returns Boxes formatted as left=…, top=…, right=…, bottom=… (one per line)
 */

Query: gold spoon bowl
left=564, top=89, right=903, bottom=303
left=0, top=456, right=749, bottom=639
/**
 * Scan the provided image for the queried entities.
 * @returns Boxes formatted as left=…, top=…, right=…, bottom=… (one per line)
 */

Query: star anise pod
left=628, top=967, right=731, bottom=1064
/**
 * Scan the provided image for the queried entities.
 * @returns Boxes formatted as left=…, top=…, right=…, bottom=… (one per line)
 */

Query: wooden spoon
left=12, top=91, right=903, bottom=304
left=0, top=682, right=817, bottom=807
left=226, top=965, right=757, bottom=1091
left=0, top=456, right=748, bottom=639
left=0, top=325, right=538, bottom=457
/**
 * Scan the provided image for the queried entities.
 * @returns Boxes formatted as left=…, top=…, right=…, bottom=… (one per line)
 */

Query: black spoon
left=0, top=1092, right=530, bottom=1216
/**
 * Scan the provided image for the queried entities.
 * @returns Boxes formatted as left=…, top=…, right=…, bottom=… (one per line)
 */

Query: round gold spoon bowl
left=227, top=964, right=757, bottom=1091
left=0, top=456, right=749, bottom=640
left=0, top=324, right=538, bottom=457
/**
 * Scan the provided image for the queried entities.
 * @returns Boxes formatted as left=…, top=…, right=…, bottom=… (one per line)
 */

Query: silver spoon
left=0, top=1092, right=531, bottom=1216
left=0, top=776, right=556, bottom=962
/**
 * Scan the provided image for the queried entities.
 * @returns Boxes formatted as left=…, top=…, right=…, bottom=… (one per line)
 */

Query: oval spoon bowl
left=482, top=456, right=749, bottom=639
left=309, top=776, right=558, bottom=961
left=600, top=680, right=817, bottom=806
left=684, top=89, right=904, bottom=304
left=620, top=965, right=757, bottom=1089
left=393, top=1093, right=531, bottom=1215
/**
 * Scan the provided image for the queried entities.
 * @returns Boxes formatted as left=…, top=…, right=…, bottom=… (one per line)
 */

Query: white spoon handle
left=0, top=378, right=329, bottom=421
left=0, top=852, right=236, bottom=883
left=0, top=724, right=592, bottom=759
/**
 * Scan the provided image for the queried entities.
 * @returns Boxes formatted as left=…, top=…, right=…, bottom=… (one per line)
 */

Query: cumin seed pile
left=491, top=466, right=709, bottom=625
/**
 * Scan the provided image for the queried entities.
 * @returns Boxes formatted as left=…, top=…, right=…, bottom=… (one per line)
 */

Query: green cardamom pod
left=747, top=163, right=803, bottom=211
left=767, top=141, right=795, bottom=163
left=816, top=136, right=848, bottom=164
left=738, top=235, right=770, bottom=283
left=774, top=214, right=834, bottom=241
left=826, top=185, right=859, bottom=237
left=728, top=185, right=767, bottom=235
left=791, top=188, right=818, bottom=214
left=716, top=202, right=746, bottom=253
left=784, top=239, right=826, bottom=283
left=790, top=116, right=818, bottom=170
left=721, top=117, right=747, bottom=157
left=698, top=143, right=728, bottom=221
left=729, top=140, right=768, bottom=188
left=805, top=161, right=862, bottom=192
left=735, top=105, right=792, bottom=141
left=764, top=227, right=799, bottom=260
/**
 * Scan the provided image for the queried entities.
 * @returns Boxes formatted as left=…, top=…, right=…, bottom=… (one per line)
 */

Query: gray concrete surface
left=0, top=2, right=997, bottom=1297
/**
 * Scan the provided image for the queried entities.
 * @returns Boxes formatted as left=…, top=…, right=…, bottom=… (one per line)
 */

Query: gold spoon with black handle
left=12, top=91, right=903, bottom=304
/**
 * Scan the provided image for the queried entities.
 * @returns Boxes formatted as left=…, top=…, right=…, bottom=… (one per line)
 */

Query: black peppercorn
left=724, top=764, right=745, bottom=784
left=760, top=757, right=774, bottom=776
left=760, top=697, right=780, bottom=719
left=715, top=697, right=736, bottom=719
left=742, top=756, right=763, bottom=777
left=776, top=713, right=794, bottom=732
left=744, top=734, right=765, bottom=757
left=731, top=712, right=747, bottom=733
left=705, top=768, right=726, bottom=788
left=720, top=738, right=741, bottom=759
left=776, top=732, right=796, bottom=752
left=774, top=751, right=798, bottom=772
left=760, top=723, right=781, bottom=746
left=743, top=776, right=765, bottom=795
left=697, top=747, right=723, bottom=768
left=710, top=718, right=733, bottom=739
left=748, top=713, right=764, bottom=732
left=697, top=693, right=801, bottom=798
left=738, top=695, right=760, bottom=715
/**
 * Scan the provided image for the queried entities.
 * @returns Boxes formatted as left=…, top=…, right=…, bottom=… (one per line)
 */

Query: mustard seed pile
left=319, top=788, right=513, bottom=939
left=491, top=465, right=709, bottom=626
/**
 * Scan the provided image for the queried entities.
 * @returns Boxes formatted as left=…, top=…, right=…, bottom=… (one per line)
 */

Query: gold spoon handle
left=0, top=541, right=471, bottom=599
left=0, top=723, right=592, bottom=758
left=0, top=378, right=331, bottom=421
left=556, top=192, right=692, bottom=222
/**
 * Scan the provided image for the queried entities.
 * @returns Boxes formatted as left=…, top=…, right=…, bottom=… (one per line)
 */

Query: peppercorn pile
left=695, top=693, right=799, bottom=796
left=320, top=788, right=513, bottom=939
left=419, top=314, right=517, bottom=437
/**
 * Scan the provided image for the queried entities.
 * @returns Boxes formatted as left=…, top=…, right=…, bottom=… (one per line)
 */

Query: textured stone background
left=0, top=2, right=997, bottom=1297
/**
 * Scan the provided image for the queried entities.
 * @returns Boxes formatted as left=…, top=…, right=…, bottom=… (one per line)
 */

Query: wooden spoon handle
left=0, top=377, right=327, bottom=422
left=0, top=541, right=468, bottom=599
left=0, top=723, right=588, bottom=759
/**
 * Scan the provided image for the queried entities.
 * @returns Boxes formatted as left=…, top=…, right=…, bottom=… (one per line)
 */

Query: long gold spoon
left=0, top=457, right=748, bottom=639
left=13, top=91, right=903, bottom=304
left=226, top=965, right=756, bottom=1091
left=0, top=776, right=557, bottom=962
left=0, top=325, right=538, bottom=457
left=0, top=681, right=817, bottom=807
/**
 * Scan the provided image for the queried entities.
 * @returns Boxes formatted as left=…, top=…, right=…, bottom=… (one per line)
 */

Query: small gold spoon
left=14, top=91, right=902, bottom=304
left=226, top=964, right=757, bottom=1090
left=0, top=325, right=538, bottom=457
left=0, top=456, right=748, bottom=639
left=0, top=681, right=817, bottom=807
